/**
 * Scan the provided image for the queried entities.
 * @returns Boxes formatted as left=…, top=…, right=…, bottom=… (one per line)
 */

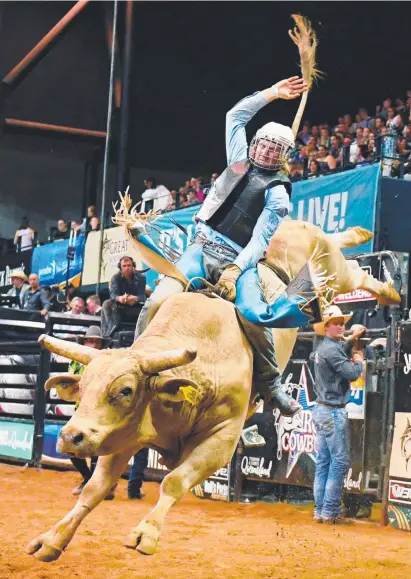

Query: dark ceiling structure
left=0, top=1, right=411, bottom=183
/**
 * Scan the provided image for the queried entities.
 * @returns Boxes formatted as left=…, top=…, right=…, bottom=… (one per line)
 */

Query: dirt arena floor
left=0, top=464, right=410, bottom=579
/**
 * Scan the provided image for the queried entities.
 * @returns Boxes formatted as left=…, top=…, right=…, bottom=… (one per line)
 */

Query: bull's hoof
left=124, top=520, right=160, bottom=555
left=26, top=534, right=63, bottom=562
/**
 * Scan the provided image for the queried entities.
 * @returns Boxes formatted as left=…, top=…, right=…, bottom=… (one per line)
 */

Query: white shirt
left=141, top=185, right=173, bottom=213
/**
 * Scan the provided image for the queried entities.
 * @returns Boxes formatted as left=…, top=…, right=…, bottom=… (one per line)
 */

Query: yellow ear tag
left=178, top=385, right=197, bottom=405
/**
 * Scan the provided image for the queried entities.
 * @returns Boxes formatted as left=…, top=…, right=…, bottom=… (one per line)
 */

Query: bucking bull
left=26, top=221, right=399, bottom=561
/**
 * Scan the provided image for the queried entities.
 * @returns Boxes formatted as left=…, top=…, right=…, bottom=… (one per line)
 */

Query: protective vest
left=204, top=160, right=291, bottom=247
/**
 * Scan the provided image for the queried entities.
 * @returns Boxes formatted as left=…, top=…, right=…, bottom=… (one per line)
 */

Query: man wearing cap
left=312, top=305, right=366, bottom=525
left=136, top=77, right=322, bottom=417
left=67, top=326, right=115, bottom=499
left=6, top=271, right=29, bottom=309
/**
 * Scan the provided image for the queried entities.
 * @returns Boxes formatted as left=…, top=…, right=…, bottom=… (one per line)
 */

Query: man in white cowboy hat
left=136, top=76, right=323, bottom=417
left=6, top=271, right=29, bottom=309
left=311, top=305, right=366, bottom=525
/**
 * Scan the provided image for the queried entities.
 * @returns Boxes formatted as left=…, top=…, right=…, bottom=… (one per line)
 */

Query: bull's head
left=41, top=335, right=198, bottom=458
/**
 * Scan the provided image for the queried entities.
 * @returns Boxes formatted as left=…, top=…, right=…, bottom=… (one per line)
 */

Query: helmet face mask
left=249, top=122, right=295, bottom=171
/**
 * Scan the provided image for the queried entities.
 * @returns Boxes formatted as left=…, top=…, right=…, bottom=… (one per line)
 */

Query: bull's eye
left=120, top=387, right=133, bottom=397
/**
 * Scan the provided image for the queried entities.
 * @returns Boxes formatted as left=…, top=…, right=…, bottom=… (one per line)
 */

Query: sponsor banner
left=346, top=363, right=367, bottom=420
left=192, top=465, right=231, bottom=502
left=0, top=401, right=33, bottom=416
left=0, top=250, right=32, bottom=292
left=389, top=479, right=411, bottom=506
left=0, top=420, right=34, bottom=460
left=387, top=503, right=411, bottom=532
left=334, top=289, right=374, bottom=305
left=289, top=163, right=381, bottom=256
left=389, top=413, right=411, bottom=480
left=81, top=227, right=145, bottom=287
left=145, top=448, right=231, bottom=501
left=31, top=235, right=86, bottom=288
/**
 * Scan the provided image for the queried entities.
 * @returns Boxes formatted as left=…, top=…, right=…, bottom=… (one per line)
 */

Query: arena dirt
left=0, top=463, right=410, bottom=579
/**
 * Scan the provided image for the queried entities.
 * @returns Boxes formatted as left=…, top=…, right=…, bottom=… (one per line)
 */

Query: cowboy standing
left=311, top=306, right=366, bottom=524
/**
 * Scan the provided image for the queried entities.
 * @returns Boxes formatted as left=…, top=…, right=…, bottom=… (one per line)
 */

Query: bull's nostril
left=72, top=433, right=84, bottom=446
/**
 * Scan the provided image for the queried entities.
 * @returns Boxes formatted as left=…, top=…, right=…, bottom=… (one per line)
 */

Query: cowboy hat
left=10, top=271, right=28, bottom=281
left=313, top=305, right=353, bottom=336
left=77, top=325, right=110, bottom=346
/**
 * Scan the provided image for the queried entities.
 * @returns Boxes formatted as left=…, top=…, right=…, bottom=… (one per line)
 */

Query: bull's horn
left=140, top=347, right=197, bottom=375
left=38, top=334, right=101, bottom=365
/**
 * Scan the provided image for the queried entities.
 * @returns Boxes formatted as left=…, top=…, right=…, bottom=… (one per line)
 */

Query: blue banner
left=32, top=235, right=86, bottom=287
left=289, top=164, right=381, bottom=256
left=142, top=165, right=380, bottom=287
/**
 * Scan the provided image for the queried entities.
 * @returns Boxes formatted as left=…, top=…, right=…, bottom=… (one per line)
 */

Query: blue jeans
left=312, top=405, right=351, bottom=519
left=128, top=448, right=149, bottom=497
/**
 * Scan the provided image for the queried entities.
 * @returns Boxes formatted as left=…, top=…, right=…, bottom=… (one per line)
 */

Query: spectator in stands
left=319, top=127, right=330, bottom=148
left=51, top=220, right=70, bottom=242
left=68, top=326, right=115, bottom=499
left=309, top=159, right=321, bottom=178
left=140, top=177, right=173, bottom=213
left=101, top=256, right=147, bottom=338
left=86, top=295, right=102, bottom=316
left=311, top=307, right=365, bottom=525
left=377, top=98, right=392, bottom=121
left=317, top=145, right=337, bottom=171
left=298, top=122, right=311, bottom=145
left=79, top=205, right=100, bottom=233
left=14, top=217, right=36, bottom=253
left=68, top=296, right=85, bottom=315
left=194, top=178, right=205, bottom=202
left=358, top=108, right=373, bottom=129
left=329, top=135, right=342, bottom=159
left=179, top=191, right=188, bottom=208
left=373, top=117, right=385, bottom=135
left=22, top=273, right=50, bottom=316
left=311, top=125, right=319, bottom=138
left=6, top=272, right=29, bottom=309
left=186, top=188, right=201, bottom=206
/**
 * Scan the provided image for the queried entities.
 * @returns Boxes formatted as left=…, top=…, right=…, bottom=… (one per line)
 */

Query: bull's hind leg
left=125, top=419, right=244, bottom=555
left=26, top=449, right=133, bottom=562
left=348, top=261, right=400, bottom=305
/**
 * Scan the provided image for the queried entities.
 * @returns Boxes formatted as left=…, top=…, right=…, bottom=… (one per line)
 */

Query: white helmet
left=249, top=122, right=295, bottom=171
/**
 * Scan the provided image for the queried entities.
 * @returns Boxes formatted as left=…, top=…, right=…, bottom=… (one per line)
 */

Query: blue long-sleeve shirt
left=312, top=337, right=363, bottom=406
left=196, top=91, right=290, bottom=271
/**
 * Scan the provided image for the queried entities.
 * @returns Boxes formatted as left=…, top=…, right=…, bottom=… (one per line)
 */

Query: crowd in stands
left=289, top=92, right=411, bottom=181
left=9, top=91, right=411, bottom=255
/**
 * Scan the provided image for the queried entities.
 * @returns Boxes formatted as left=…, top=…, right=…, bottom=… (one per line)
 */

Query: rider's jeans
left=135, top=237, right=280, bottom=395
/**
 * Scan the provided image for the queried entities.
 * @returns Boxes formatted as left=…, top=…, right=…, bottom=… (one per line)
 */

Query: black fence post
left=32, top=346, right=50, bottom=467
left=342, top=144, right=349, bottom=169
left=232, top=441, right=244, bottom=502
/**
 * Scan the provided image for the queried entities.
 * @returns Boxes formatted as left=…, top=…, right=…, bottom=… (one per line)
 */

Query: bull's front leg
left=125, top=419, right=244, bottom=555
left=26, top=448, right=133, bottom=562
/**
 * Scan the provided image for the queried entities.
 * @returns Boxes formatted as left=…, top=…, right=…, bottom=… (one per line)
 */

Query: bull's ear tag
left=178, top=385, right=197, bottom=405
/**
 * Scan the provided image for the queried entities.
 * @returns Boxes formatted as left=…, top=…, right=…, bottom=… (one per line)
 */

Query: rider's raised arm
left=232, top=185, right=289, bottom=272
left=225, top=88, right=278, bottom=166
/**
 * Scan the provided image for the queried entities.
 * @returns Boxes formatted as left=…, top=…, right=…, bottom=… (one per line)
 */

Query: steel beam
left=2, top=1, right=89, bottom=93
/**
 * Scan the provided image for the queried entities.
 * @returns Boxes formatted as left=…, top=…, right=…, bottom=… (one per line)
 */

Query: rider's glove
left=214, top=264, right=242, bottom=302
